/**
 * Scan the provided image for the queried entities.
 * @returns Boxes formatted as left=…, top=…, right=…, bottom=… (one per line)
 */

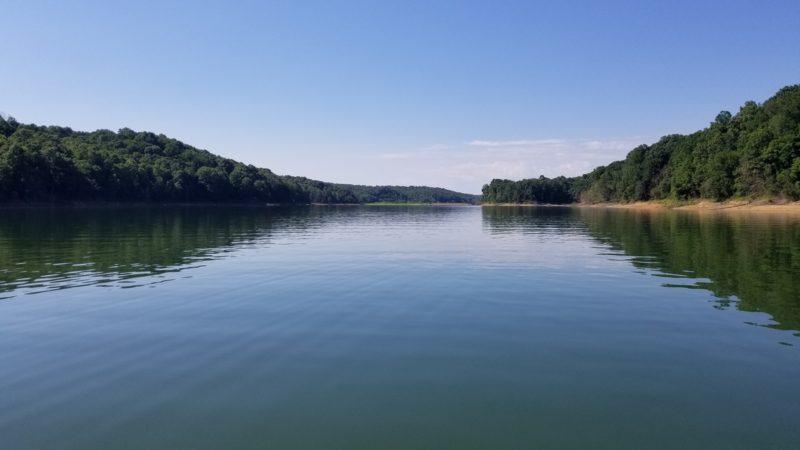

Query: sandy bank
left=577, top=199, right=800, bottom=214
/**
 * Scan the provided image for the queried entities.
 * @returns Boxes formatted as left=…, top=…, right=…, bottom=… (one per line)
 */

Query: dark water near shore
left=1, top=206, right=798, bottom=449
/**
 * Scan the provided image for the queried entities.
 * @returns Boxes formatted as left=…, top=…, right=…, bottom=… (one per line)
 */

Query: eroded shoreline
left=484, top=200, right=800, bottom=214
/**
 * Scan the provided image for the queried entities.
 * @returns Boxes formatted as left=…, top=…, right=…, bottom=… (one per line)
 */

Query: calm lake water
left=1, top=206, right=798, bottom=449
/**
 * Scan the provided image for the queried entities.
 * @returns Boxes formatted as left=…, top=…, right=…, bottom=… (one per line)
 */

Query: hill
left=482, top=85, right=800, bottom=204
left=0, top=119, right=477, bottom=204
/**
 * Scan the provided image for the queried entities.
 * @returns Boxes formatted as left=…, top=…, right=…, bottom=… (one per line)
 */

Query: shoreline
left=484, top=199, right=800, bottom=214
left=578, top=199, right=800, bottom=213
left=0, top=201, right=478, bottom=209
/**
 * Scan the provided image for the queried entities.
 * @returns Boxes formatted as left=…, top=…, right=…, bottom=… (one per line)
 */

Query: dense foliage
left=481, top=176, right=575, bottom=204
left=0, top=120, right=477, bottom=204
left=483, top=85, right=800, bottom=203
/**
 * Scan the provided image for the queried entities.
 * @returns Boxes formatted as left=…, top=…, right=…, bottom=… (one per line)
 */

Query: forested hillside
left=483, top=84, right=800, bottom=204
left=0, top=119, right=477, bottom=204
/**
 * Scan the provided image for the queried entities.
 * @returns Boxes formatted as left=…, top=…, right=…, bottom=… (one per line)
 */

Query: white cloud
left=466, top=139, right=566, bottom=148
left=285, top=136, right=649, bottom=194
left=366, top=137, right=648, bottom=193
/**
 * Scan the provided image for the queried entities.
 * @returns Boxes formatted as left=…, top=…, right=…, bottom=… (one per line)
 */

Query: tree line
left=483, top=84, right=800, bottom=204
left=0, top=118, right=477, bottom=204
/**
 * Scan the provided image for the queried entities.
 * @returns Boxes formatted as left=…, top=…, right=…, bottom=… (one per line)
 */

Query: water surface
left=1, top=206, right=798, bottom=449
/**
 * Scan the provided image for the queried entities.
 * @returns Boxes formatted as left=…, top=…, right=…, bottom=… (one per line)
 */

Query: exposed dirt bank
left=576, top=199, right=800, bottom=214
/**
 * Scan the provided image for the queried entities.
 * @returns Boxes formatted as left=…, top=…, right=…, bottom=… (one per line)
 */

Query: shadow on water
left=482, top=206, right=800, bottom=334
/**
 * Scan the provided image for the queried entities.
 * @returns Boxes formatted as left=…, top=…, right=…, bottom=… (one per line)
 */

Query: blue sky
left=2, top=0, right=799, bottom=193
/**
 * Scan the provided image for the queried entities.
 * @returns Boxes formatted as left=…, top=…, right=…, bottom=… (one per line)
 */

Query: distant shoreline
left=0, top=201, right=478, bottom=209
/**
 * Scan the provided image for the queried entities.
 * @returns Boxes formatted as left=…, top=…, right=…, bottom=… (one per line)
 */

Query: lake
left=1, top=206, right=798, bottom=449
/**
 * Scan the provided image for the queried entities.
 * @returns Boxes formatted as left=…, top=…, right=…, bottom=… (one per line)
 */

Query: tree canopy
left=0, top=117, right=477, bottom=204
left=482, top=85, right=800, bottom=204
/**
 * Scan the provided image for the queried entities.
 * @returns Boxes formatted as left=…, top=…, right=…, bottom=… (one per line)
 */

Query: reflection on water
left=1, top=205, right=799, bottom=449
left=0, top=206, right=451, bottom=297
left=482, top=206, right=800, bottom=335
left=3, top=206, right=799, bottom=332
left=0, top=207, right=271, bottom=297
left=582, top=208, right=800, bottom=334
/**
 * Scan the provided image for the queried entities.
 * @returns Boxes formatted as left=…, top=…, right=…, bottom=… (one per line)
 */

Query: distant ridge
left=0, top=118, right=478, bottom=204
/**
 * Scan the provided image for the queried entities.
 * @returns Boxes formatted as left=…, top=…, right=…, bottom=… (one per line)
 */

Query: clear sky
left=2, top=0, right=799, bottom=193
